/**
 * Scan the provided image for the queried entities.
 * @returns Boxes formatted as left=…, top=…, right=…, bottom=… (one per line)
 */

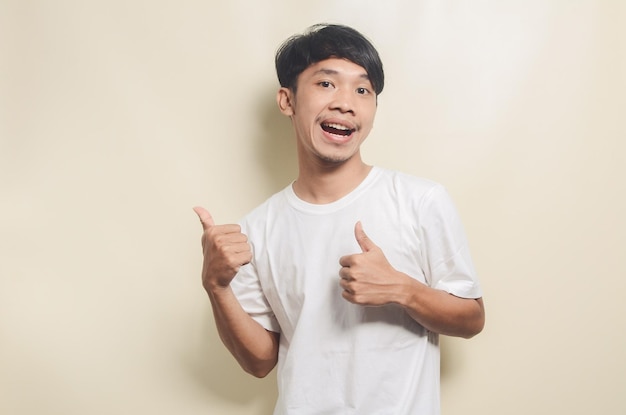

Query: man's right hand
left=192, top=206, right=252, bottom=292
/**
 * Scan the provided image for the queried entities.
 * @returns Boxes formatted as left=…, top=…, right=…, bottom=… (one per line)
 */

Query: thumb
left=354, top=221, right=376, bottom=252
left=192, top=206, right=215, bottom=230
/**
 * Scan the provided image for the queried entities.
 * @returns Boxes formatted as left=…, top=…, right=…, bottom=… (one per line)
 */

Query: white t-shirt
left=231, top=167, right=482, bottom=415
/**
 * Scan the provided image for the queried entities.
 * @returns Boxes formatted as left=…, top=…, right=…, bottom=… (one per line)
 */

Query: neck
left=293, top=154, right=372, bottom=204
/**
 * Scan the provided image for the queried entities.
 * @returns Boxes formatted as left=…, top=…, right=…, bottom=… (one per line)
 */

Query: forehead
left=300, top=58, right=370, bottom=82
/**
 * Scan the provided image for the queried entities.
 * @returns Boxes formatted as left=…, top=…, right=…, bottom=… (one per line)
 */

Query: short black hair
left=275, top=24, right=384, bottom=95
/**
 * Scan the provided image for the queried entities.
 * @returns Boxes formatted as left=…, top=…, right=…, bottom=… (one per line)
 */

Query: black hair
left=275, top=24, right=384, bottom=95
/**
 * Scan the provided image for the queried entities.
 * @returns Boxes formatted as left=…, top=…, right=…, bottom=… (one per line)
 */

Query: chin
left=316, top=152, right=355, bottom=165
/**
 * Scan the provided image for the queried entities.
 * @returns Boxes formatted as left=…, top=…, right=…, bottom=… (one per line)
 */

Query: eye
left=319, top=81, right=332, bottom=88
left=356, top=87, right=370, bottom=95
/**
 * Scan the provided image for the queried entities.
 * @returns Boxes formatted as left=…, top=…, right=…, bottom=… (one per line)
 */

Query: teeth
left=323, top=123, right=351, bottom=131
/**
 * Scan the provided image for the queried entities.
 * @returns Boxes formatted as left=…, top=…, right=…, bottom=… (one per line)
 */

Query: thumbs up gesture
left=339, top=222, right=407, bottom=306
left=193, top=206, right=252, bottom=292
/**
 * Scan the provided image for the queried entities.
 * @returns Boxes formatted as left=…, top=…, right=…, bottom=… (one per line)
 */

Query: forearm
left=208, top=286, right=279, bottom=377
left=396, top=274, right=485, bottom=338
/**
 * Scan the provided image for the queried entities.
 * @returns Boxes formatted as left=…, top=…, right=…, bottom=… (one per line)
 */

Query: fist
left=339, top=221, right=403, bottom=306
left=193, top=206, right=252, bottom=291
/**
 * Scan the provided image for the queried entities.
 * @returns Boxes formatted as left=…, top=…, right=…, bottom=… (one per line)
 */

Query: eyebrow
left=313, top=68, right=370, bottom=80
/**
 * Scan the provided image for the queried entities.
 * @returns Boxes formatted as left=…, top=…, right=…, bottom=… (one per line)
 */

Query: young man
left=193, top=24, right=484, bottom=414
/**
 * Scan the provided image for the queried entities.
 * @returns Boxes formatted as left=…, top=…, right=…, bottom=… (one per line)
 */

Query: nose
left=330, top=89, right=355, bottom=114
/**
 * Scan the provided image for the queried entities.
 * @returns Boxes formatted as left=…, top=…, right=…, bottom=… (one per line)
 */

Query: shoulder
left=372, top=167, right=446, bottom=205
left=238, top=184, right=292, bottom=231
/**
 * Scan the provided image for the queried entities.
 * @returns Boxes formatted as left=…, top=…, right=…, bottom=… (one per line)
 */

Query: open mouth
left=321, top=122, right=355, bottom=137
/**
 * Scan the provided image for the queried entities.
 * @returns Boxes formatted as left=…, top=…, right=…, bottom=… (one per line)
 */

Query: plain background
left=1, top=1, right=624, bottom=414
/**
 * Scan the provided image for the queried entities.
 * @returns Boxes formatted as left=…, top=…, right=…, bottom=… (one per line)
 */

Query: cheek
left=362, top=108, right=377, bottom=130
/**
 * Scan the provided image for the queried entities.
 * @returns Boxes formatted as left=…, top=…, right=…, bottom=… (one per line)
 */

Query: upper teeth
left=324, top=123, right=351, bottom=131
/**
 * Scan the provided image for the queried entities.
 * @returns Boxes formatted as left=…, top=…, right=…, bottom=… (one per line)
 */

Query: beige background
left=1, top=1, right=625, bottom=414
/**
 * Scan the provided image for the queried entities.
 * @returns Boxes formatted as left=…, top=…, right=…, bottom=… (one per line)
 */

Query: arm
left=339, top=222, right=485, bottom=338
left=193, top=207, right=279, bottom=377
left=207, top=286, right=280, bottom=377
left=400, top=280, right=484, bottom=338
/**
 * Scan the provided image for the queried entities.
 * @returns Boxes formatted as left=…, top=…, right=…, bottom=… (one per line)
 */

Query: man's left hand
left=338, top=222, right=409, bottom=306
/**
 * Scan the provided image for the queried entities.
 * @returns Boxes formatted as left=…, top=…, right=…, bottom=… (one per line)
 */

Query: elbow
left=238, top=340, right=279, bottom=378
left=247, top=368, right=273, bottom=378
left=460, top=317, right=485, bottom=339
left=233, top=330, right=280, bottom=378
left=461, top=299, right=485, bottom=339
left=242, top=359, right=276, bottom=378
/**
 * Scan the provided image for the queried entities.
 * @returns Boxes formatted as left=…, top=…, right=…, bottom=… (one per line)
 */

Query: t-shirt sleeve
left=419, top=185, right=482, bottom=299
left=229, top=221, right=281, bottom=333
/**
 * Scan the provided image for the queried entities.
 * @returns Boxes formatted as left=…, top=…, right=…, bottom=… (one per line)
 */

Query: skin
left=193, top=58, right=485, bottom=377
left=192, top=207, right=279, bottom=377
left=276, top=59, right=377, bottom=203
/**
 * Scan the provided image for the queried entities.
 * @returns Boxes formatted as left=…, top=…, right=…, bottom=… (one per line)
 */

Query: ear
left=277, top=87, right=295, bottom=116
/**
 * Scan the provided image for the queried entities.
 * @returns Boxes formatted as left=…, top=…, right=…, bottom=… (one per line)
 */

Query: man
left=193, top=24, right=484, bottom=414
